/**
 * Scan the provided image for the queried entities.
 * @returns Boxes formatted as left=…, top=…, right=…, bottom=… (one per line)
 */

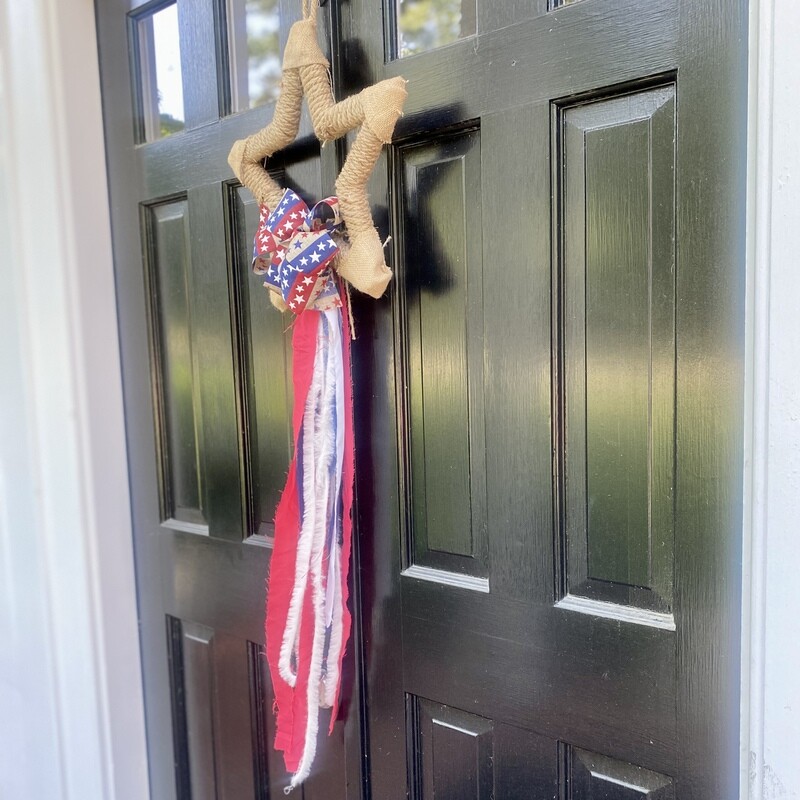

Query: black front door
left=97, top=0, right=747, bottom=798
left=347, top=1, right=747, bottom=797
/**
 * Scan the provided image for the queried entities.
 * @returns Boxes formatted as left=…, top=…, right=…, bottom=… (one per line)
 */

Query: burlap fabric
left=228, top=0, right=407, bottom=306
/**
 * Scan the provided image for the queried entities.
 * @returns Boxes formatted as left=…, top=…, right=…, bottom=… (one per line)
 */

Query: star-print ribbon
left=253, top=188, right=343, bottom=314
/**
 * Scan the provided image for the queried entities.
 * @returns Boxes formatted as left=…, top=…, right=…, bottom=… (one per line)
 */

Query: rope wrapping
left=228, top=9, right=407, bottom=300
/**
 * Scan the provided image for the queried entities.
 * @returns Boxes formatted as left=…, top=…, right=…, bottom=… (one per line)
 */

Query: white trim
left=0, top=1, right=149, bottom=799
left=162, top=518, right=211, bottom=536
left=402, top=564, right=491, bottom=593
left=741, top=0, right=772, bottom=794
left=743, top=1, right=800, bottom=797
left=555, top=595, right=676, bottom=632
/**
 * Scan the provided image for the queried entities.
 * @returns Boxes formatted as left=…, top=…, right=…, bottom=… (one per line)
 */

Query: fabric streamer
left=255, top=193, right=355, bottom=791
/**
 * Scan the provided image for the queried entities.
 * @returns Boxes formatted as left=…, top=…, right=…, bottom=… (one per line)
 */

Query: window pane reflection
left=228, top=0, right=282, bottom=112
left=138, top=3, right=185, bottom=141
left=396, top=0, right=476, bottom=59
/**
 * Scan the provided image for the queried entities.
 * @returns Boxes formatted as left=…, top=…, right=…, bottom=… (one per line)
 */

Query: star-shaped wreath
left=228, top=0, right=407, bottom=310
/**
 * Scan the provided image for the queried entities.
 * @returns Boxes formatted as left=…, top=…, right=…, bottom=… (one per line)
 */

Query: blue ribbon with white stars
left=253, top=188, right=343, bottom=313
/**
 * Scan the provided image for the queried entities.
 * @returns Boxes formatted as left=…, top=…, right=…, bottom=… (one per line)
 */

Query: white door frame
left=1, top=1, right=797, bottom=798
left=742, top=1, right=800, bottom=798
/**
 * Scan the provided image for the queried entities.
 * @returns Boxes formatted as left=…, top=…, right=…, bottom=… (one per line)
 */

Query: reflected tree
left=246, top=0, right=282, bottom=107
left=397, top=0, right=463, bottom=57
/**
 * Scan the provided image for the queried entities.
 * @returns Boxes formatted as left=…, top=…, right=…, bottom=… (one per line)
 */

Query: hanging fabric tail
left=265, top=289, right=354, bottom=791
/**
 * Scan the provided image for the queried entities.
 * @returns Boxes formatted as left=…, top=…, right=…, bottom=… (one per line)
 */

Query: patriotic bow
left=253, top=188, right=342, bottom=314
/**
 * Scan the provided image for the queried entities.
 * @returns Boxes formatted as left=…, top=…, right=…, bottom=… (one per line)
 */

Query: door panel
left=226, top=155, right=326, bottom=540
left=567, top=747, right=674, bottom=800
left=398, top=128, right=488, bottom=581
left=410, top=699, right=494, bottom=800
left=145, top=198, right=207, bottom=529
left=345, top=0, right=746, bottom=798
left=227, top=181, right=294, bottom=538
left=559, top=83, right=676, bottom=616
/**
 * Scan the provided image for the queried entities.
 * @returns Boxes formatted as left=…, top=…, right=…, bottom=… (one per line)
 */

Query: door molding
left=742, top=1, right=800, bottom=798
left=0, top=1, right=148, bottom=798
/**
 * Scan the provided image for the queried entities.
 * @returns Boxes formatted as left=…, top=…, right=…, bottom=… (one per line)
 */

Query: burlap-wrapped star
left=228, top=0, right=408, bottom=311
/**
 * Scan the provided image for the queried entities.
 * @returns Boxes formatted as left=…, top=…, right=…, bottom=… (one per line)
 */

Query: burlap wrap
left=227, top=5, right=407, bottom=304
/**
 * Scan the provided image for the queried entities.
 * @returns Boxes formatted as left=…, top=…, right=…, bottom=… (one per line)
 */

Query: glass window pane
left=396, top=0, right=476, bottom=59
left=137, top=3, right=185, bottom=141
left=227, top=0, right=282, bottom=112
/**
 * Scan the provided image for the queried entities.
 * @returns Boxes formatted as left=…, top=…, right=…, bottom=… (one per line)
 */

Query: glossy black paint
left=345, top=0, right=747, bottom=798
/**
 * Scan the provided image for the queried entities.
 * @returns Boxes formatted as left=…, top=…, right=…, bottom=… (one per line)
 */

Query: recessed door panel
left=166, top=617, right=263, bottom=800
left=397, top=128, right=487, bottom=582
left=228, top=182, right=293, bottom=539
left=566, top=746, right=674, bottom=799
left=145, top=198, right=207, bottom=530
left=408, top=697, right=493, bottom=800
left=558, top=85, right=676, bottom=619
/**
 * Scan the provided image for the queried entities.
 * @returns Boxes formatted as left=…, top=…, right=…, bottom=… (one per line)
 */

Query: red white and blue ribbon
left=255, top=191, right=355, bottom=790
left=254, top=188, right=344, bottom=314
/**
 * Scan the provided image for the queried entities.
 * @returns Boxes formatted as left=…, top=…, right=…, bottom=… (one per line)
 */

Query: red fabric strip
left=266, top=310, right=320, bottom=768
left=330, top=292, right=354, bottom=729
left=265, top=297, right=355, bottom=777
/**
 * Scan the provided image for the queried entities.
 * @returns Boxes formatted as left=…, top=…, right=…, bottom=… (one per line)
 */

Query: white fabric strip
left=278, top=315, right=325, bottom=687
left=289, top=312, right=340, bottom=790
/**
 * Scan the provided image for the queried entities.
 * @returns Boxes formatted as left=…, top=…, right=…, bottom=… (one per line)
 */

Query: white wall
left=743, top=1, right=800, bottom=798
left=0, top=1, right=149, bottom=799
